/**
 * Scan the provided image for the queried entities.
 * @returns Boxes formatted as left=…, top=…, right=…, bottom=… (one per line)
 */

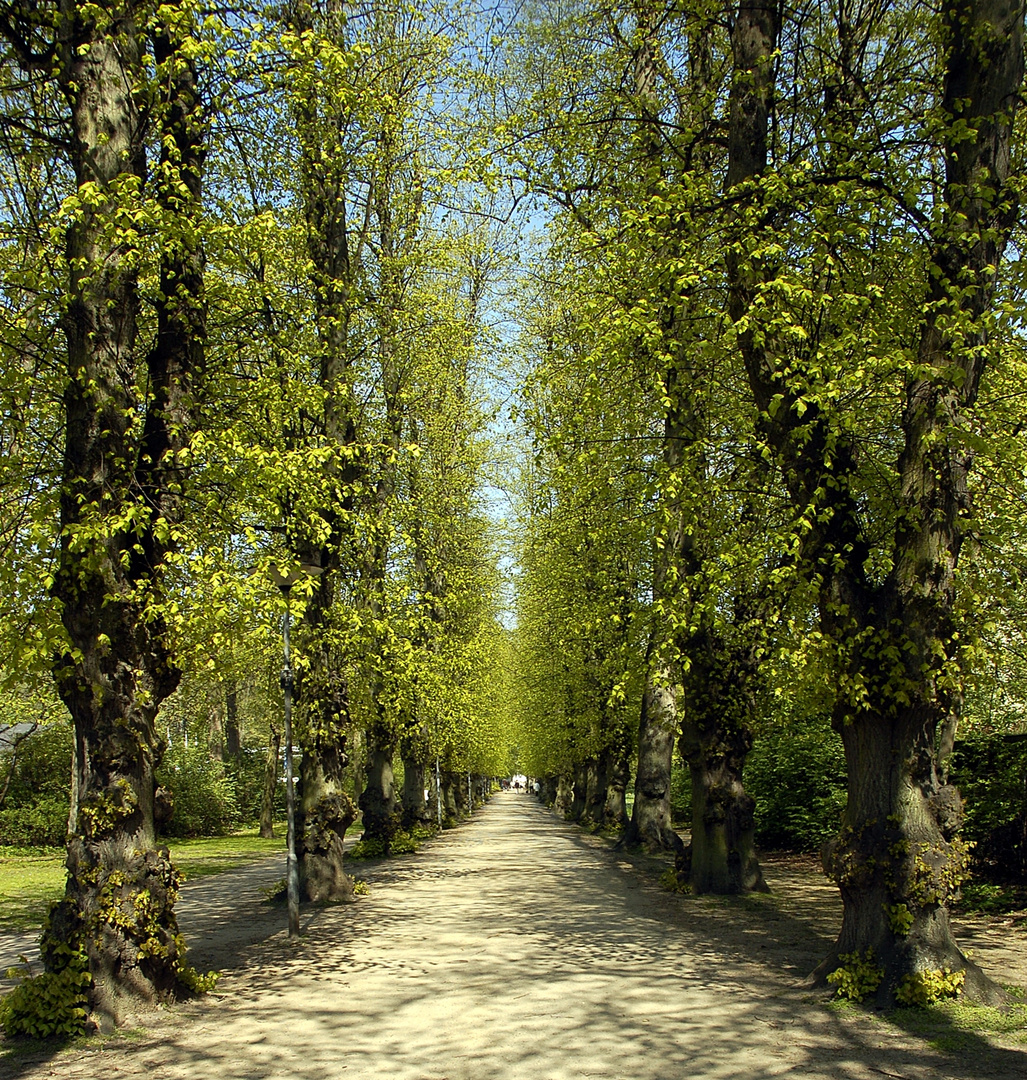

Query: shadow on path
left=1, top=794, right=1025, bottom=1080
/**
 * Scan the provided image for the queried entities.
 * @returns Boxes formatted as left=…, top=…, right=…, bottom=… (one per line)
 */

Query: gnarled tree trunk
left=623, top=648, right=682, bottom=853
left=678, top=634, right=767, bottom=895
left=554, top=773, right=574, bottom=818
left=359, top=723, right=400, bottom=845
left=602, top=754, right=630, bottom=830
left=37, top=1, right=207, bottom=1029
left=297, top=755, right=354, bottom=903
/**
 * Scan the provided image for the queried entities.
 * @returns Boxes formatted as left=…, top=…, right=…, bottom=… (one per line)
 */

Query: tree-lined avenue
left=5, top=793, right=1026, bottom=1080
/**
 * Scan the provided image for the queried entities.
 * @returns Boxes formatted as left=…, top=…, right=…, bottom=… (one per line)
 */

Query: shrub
left=226, top=747, right=282, bottom=827
left=0, top=796, right=69, bottom=848
left=0, top=724, right=72, bottom=848
left=157, top=746, right=239, bottom=837
left=895, top=968, right=965, bottom=1007
left=826, top=948, right=884, bottom=1002
left=745, top=717, right=847, bottom=851
left=0, top=951, right=90, bottom=1038
left=949, top=735, right=1027, bottom=883
left=669, top=758, right=692, bottom=827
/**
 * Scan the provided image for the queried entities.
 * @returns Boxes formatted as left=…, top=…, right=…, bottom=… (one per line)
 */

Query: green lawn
left=0, top=828, right=286, bottom=934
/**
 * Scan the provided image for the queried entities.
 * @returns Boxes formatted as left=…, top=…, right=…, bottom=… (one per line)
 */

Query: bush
left=826, top=948, right=884, bottom=1003
left=157, top=746, right=239, bottom=838
left=0, top=796, right=69, bottom=848
left=0, top=724, right=72, bottom=848
left=0, top=950, right=90, bottom=1039
left=745, top=717, right=848, bottom=851
left=226, top=747, right=282, bottom=826
left=949, top=734, right=1027, bottom=883
left=669, top=757, right=692, bottom=827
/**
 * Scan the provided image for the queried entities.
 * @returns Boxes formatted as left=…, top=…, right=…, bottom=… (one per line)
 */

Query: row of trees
left=0, top=0, right=510, bottom=1028
left=4, top=0, right=1027, bottom=1030
left=508, top=0, right=1026, bottom=1007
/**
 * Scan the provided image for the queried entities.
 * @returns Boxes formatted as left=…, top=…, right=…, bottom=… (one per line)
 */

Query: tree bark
left=34, top=0, right=207, bottom=1028
left=727, top=0, right=1023, bottom=999
left=678, top=633, right=768, bottom=894
left=584, top=752, right=609, bottom=826
left=554, top=773, right=574, bottom=818
left=359, top=724, right=401, bottom=844
left=602, top=754, right=630, bottom=830
left=441, top=769, right=459, bottom=822
left=569, top=760, right=589, bottom=822
left=259, top=725, right=281, bottom=840
left=297, top=754, right=354, bottom=902
left=400, top=727, right=431, bottom=830
left=624, top=647, right=682, bottom=853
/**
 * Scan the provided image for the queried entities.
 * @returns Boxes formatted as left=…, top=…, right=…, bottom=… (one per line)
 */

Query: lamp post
left=270, top=560, right=324, bottom=938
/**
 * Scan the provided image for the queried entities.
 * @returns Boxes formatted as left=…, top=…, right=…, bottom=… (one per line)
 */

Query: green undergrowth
left=0, top=947, right=90, bottom=1038
left=887, top=993, right=1027, bottom=1052
left=659, top=868, right=690, bottom=894
left=956, top=882, right=1027, bottom=917
left=347, top=823, right=438, bottom=860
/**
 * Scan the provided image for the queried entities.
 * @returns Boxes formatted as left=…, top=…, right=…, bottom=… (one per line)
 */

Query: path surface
left=3, top=793, right=1027, bottom=1080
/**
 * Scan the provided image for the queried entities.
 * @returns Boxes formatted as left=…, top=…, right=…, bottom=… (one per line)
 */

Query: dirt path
left=3, top=793, right=1027, bottom=1080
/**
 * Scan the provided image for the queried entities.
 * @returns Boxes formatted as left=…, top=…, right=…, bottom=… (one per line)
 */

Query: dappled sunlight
left=4, top=793, right=1021, bottom=1080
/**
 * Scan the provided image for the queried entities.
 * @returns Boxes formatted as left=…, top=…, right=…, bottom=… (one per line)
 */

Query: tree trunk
left=554, top=774, right=574, bottom=818
left=359, top=725, right=400, bottom=845
left=602, top=753, right=629, bottom=831
left=400, top=758, right=428, bottom=828
left=441, top=770, right=459, bottom=821
left=224, top=682, right=241, bottom=762
left=400, top=727, right=431, bottom=830
left=679, top=727, right=767, bottom=895
left=426, top=759, right=442, bottom=826
left=584, top=752, right=608, bottom=826
left=297, top=755, right=354, bottom=902
left=351, top=728, right=364, bottom=815
left=808, top=705, right=994, bottom=1002
left=623, top=649, right=682, bottom=853
left=678, top=634, right=767, bottom=895
left=37, top=2, right=206, bottom=1028
left=259, top=725, right=281, bottom=840
left=569, top=761, right=589, bottom=821
left=725, top=0, right=1023, bottom=1000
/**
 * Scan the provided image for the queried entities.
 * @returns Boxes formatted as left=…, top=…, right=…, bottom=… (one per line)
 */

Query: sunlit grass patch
left=0, top=828, right=288, bottom=933
left=888, top=993, right=1027, bottom=1051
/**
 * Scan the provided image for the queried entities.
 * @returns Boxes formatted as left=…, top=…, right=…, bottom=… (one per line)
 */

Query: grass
left=887, top=995, right=1027, bottom=1052
left=0, top=827, right=287, bottom=934
left=0, top=850, right=65, bottom=934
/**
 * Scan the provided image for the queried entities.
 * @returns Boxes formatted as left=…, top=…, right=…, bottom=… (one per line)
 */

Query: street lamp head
left=269, top=560, right=326, bottom=593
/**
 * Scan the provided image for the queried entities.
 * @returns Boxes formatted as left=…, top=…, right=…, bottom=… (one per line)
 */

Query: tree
left=725, top=0, right=1024, bottom=999
left=0, top=0, right=212, bottom=1025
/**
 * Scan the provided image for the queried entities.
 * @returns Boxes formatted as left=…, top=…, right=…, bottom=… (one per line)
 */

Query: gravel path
left=2, top=793, right=1027, bottom=1080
